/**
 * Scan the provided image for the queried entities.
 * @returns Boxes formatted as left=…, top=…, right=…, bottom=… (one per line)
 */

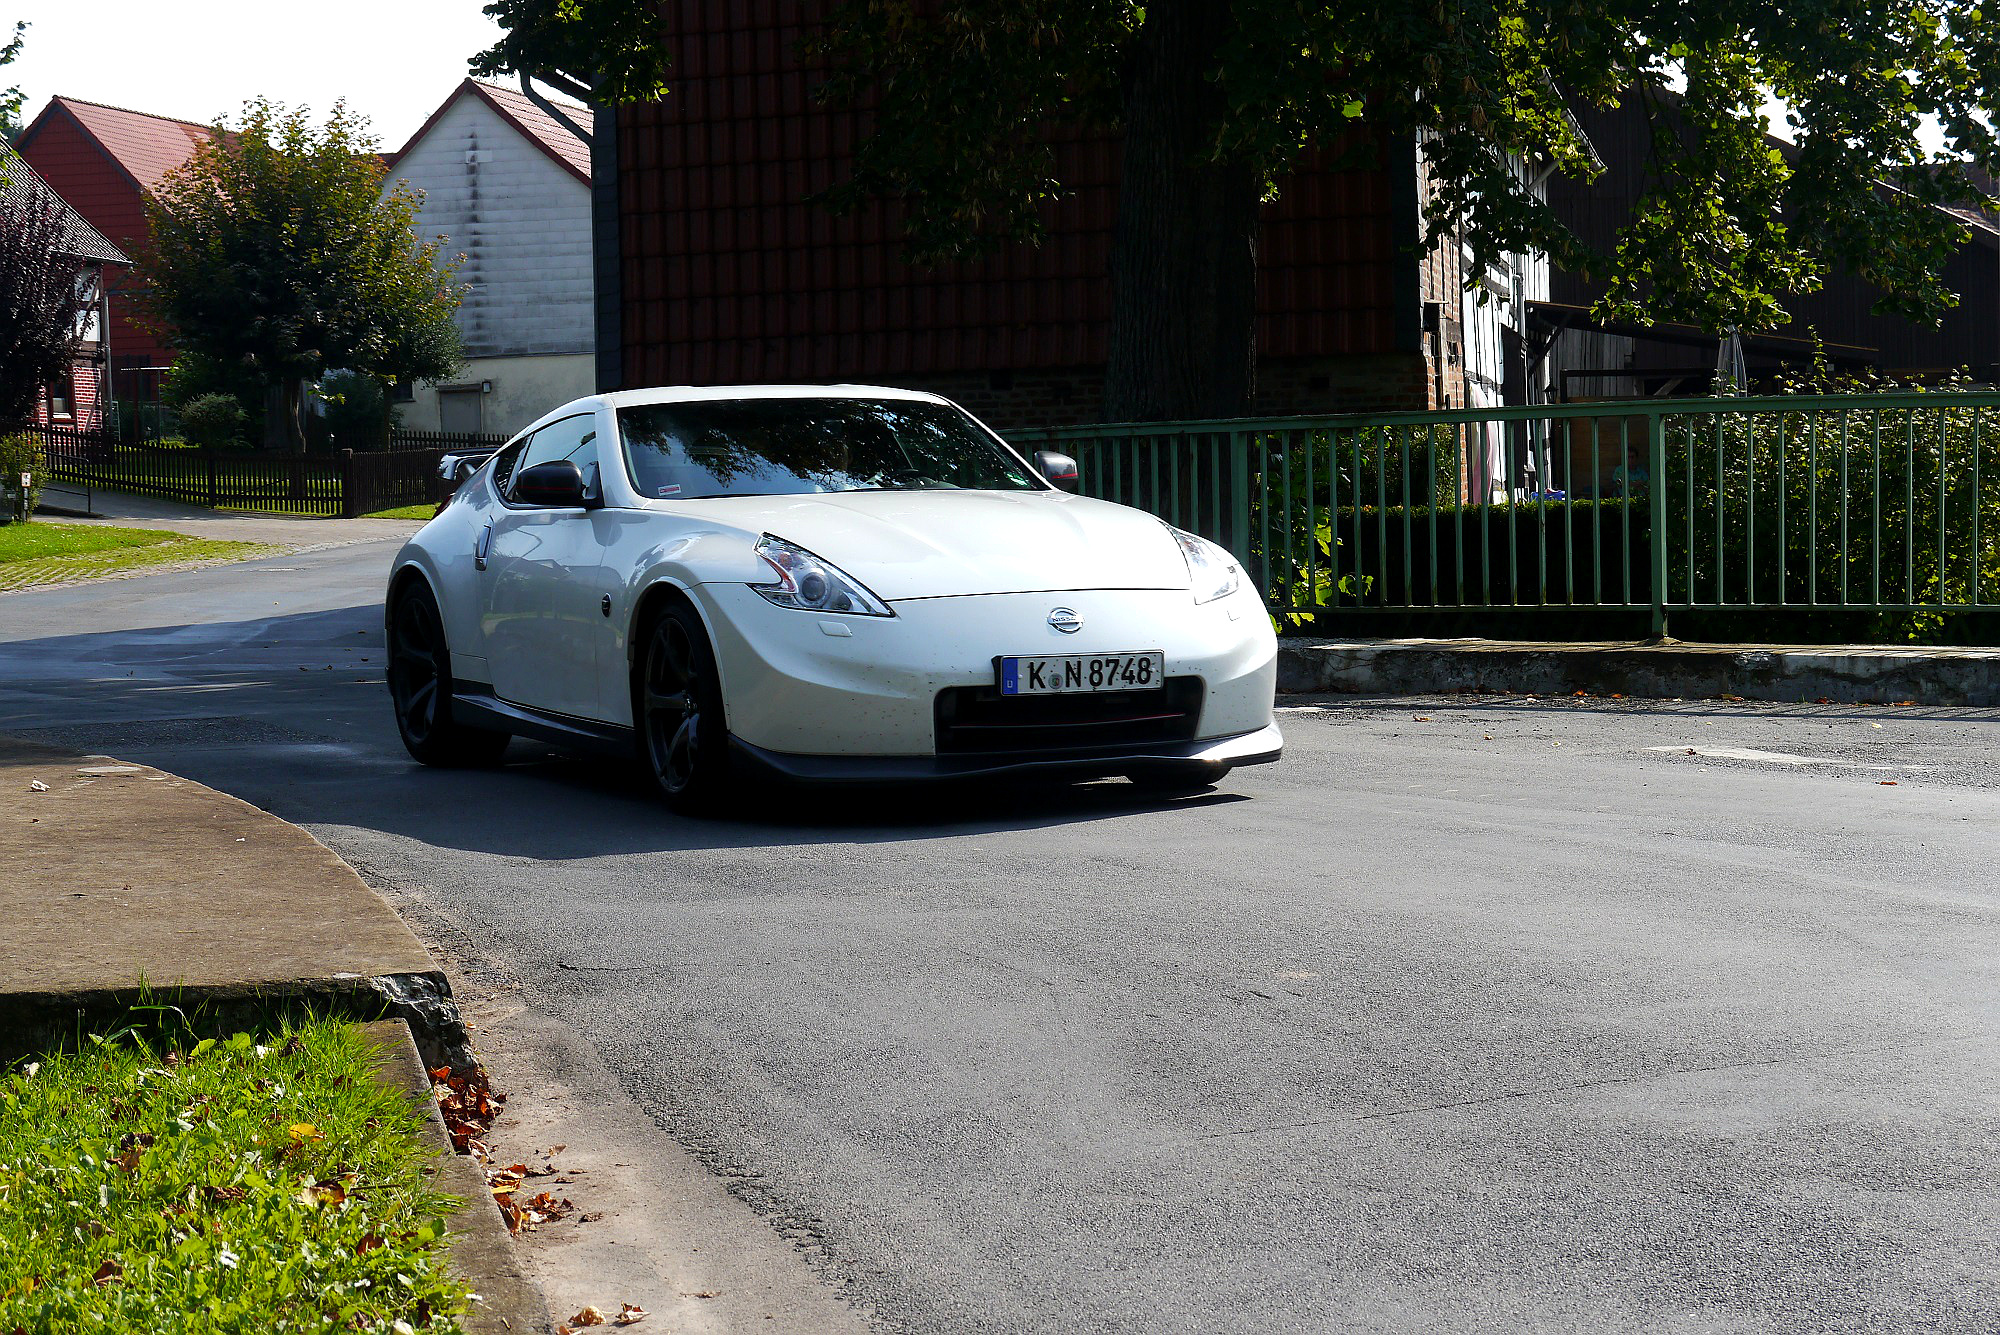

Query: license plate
left=999, top=652, right=1164, bottom=695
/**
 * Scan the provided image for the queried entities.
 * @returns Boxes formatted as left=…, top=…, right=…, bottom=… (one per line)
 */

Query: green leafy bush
left=0, top=432, right=46, bottom=516
left=178, top=393, right=248, bottom=450
left=317, top=370, right=398, bottom=451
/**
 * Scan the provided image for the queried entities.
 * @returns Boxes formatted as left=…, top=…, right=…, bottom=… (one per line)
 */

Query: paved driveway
left=4, top=538, right=1998, bottom=1333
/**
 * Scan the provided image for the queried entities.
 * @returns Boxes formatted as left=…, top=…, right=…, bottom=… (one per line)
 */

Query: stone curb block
left=363, top=1018, right=552, bottom=1335
left=1277, top=639, right=2000, bottom=706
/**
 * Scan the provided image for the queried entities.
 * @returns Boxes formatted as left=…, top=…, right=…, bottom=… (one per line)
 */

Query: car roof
left=596, top=384, right=953, bottom=410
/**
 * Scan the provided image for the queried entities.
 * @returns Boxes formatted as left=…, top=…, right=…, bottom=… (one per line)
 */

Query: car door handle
left=474, top=523, right=492, bottom=571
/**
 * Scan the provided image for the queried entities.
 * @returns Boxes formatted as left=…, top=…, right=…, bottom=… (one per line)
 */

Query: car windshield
left=617, top=397, right=1042, bottom=500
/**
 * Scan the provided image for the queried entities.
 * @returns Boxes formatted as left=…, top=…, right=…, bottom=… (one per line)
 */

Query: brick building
left=14, top=96, right=217, bottom=411
left=593, top=6, right=1546, bottom=429
left=2, top=145, right=127, bottom=430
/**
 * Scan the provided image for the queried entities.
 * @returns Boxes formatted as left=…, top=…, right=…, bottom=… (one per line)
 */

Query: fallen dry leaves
left=428, top=1065, right=502, bottom=1155
left=558, top=1304, right=647, bottom=1331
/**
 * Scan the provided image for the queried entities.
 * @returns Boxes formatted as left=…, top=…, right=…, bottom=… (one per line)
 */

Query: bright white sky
left=8, top=1, right=505, bottom=150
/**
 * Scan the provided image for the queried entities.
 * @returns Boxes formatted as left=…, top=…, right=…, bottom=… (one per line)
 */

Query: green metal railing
left=1011, top=391, right=2000, bottom=634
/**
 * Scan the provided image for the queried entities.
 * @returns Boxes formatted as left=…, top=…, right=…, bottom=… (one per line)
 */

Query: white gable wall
left=390, top=92, right=593, bottom=360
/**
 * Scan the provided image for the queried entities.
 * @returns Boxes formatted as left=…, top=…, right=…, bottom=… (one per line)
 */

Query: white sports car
left=384, top=385, right=1281, bottom=811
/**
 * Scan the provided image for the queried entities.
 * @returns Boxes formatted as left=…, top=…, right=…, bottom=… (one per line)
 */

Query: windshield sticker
left=658, top=484, right=681, bottom=496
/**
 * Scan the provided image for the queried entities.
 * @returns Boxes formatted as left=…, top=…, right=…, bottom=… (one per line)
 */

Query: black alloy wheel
left=388, top=582, right=509, bottom=767
left=635, top=603, right=731, bottom=811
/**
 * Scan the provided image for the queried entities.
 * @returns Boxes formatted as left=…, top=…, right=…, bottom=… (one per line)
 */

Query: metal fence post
left=1648, top=412, right=1669, bottom=639
left=340, top=449, right=359, bottom=519
left=1228, top=430, right=1252, bottom=567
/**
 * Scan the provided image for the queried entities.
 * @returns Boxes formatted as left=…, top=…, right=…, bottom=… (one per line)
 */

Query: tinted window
left=618, top=398, right=1040, bottom=500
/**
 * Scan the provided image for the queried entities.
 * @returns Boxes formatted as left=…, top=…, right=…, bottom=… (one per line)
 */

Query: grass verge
left=0, top=1016, right=470, bottom=1334
left=0, top=523, right=280, bottom=592
left=360, top=504, right=438, bottom=522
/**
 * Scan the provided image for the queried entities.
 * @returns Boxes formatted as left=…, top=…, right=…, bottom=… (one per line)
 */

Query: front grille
left=934, top=677, right=1204, bottom=755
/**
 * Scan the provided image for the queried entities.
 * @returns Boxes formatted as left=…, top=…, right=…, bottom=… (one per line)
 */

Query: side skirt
left=451, top=687, right=635, bottom=759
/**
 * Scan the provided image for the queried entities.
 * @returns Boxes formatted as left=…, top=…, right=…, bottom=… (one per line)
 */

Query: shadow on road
left=0, top=605, right=1250, bottom=858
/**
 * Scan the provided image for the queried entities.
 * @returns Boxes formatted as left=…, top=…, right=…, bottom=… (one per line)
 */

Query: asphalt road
left=5, top=535, right=2000, bottom=1333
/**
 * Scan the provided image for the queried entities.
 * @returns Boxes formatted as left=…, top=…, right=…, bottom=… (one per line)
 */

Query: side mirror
left=1035, top=450, right=1080, bottom=493
left=513, top=459, right=590, bottom=508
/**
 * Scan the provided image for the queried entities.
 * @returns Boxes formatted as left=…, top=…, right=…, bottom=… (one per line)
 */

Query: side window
left=505, top=415, right=599, bottom=504
left=487, top=440, right=527, bottom=496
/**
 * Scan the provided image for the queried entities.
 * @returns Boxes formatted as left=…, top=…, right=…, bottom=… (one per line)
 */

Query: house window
left=48, top=371, right=74, bottom=421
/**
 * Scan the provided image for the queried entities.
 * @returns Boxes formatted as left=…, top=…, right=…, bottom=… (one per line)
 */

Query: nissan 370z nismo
left=384, top=386, right=1282, bottom=812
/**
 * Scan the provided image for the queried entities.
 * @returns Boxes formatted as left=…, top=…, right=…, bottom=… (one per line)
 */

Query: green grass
left=360, top=503, right=438, bottom=521
left=0, top=1019, right=469, bottom=1334
left=0, top=523, right=280, bottom=591
left=0, top=521, right=179, bottom=562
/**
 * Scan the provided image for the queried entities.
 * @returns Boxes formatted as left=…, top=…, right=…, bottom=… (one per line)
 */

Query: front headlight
left=1168, top=525, right=1242, bottom=604
left=751, top=535, right=894, bottom=617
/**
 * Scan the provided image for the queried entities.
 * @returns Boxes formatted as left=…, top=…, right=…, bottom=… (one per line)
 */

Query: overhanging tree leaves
left=137, top=100, right=465, bottom=455
left=471, top=0, right=672, bottom=103
left=0, top=186, right=86, bottom=427
left=1, top=21, right=25, bottom=141
left=484, top=0, right=2000, bottom=421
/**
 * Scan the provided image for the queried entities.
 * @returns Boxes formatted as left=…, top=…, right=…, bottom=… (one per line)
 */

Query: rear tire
left=1125, top=762, right=1230, bottom=795
left=388, top=580, right=510, bottom=767
left=633, top=600, right=734, bottom=814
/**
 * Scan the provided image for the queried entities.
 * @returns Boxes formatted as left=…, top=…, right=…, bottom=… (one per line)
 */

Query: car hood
left=659, top=490, right=1195, bottom=600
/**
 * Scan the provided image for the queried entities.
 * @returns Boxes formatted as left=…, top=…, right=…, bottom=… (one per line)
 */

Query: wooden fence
left=17, top=423, right=509, bottom=518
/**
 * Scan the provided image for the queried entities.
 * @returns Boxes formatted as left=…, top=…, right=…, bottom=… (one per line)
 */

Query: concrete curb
left=365, top=1019, right=552, bottom=1335
left=0, top=736, right=548, bottom=1330
left=1277, top=638, right=2000, bottom=705
left=0, top=736, right=475, bottom=1069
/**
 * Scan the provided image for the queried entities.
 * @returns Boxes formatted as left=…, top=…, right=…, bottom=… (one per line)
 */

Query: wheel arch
left=626, top=576, right=733, bottom=743
left=385, top=558, right=439, bottom=626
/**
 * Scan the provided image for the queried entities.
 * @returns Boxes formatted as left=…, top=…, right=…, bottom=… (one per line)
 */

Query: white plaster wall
left=403, top=353, right=595, bottom=439
left=388, top=91, right=593, bottom=360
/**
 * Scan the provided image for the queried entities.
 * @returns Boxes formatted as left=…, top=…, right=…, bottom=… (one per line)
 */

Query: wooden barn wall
left=615, top=2, right=1409, bottom=415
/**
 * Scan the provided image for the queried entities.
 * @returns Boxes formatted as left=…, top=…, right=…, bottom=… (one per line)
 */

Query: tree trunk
left=264, top=378, right=309, bottom=498
left=1102, top=0, right=1261, bottom=423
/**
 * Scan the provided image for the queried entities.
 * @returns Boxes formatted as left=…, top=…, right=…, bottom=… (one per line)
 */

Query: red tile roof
left=40, top=96, right=216, bottom=194
left=388, top=79, right=590, bottom=185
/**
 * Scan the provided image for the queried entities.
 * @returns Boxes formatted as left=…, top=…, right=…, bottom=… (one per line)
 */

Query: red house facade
left=14, top=96, right=216, bottom=411
left=598, top=5, right=1472, bottom=428
left=3, top=145, right=127, bottom=431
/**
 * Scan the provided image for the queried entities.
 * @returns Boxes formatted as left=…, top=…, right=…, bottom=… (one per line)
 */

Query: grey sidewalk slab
left=0, top=734, right=443, bottom=1047
left=1278, top=636, right=2000, bottom=705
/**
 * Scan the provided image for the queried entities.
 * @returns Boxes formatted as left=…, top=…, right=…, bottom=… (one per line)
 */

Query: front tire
left=633, top=600, right=733, bottom=813
left=388, top=580, right=510, bottom=767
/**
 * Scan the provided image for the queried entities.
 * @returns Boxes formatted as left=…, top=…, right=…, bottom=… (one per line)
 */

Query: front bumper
left=731, top=722, right=1283, bottom=783
left=692, top=583, right=1278, bottom=758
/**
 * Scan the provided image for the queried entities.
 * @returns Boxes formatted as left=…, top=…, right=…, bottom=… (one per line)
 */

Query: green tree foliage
left=1, top=21, right=25, bottom=141
left=471, top=0, right=672, bottom=103
left=486, top=0, right=2000, bottom=421
left=137, top=100, right=464, bottom=454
